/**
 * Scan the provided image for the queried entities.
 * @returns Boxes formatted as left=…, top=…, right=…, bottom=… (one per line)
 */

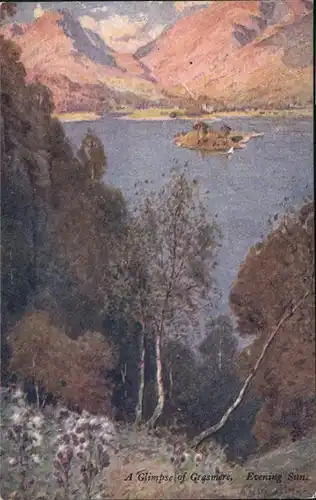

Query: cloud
left=148, top=23, right=166, bottom=39
left=91, top=6, right=109, bottom=13
left=33, top=3, right=44, bottom=19
left=79, top=14, right=98, bottom=31
left=174, top=1, right=212, bottom=12
left=79, top=13, right=153, bottom=52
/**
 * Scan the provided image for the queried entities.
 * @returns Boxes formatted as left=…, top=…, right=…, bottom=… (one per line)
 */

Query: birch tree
left=122, top=168, right=221, bottom=428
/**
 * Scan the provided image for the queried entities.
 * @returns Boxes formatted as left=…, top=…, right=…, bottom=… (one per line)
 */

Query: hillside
left=0, top=10, right=164, bottom=113
left=230, top=202, right=315, bottom=448
left=1, top=390, right=315, bottom=499
left=1, top=1, right=312, bottom=113
left=1, top=6, right=315, bottom=499
left=141, top=0, right=313, bottom=108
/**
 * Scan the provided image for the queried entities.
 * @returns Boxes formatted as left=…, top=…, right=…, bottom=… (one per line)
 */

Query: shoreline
left=118, top=108, right=312, bottom=121
left=52, top=112, right=101, bottom=123
left=53, top=108, right=312, bottom=123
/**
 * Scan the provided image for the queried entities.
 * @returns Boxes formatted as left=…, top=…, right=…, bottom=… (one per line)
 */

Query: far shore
left=52, top=112, right=101, bottom=123
left=118, top=107, right=313, bottom=121
left=52, top=107, right=312, bottom=123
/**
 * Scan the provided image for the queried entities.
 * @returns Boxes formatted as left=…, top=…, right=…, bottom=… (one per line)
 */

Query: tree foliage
left=230, top=203, right=315, bottom=447
left=166, top=315, right=239, bottom=431
left=1, top=215, right=35, bottom=329
left=113, top=169, right=222, bottom=425
left=162, top=315, right=260, bottom=461
left=0, top=1, right=17, bottom=24
left=127, top=169, right=221, bottom=343
left=8, top=311, right=118, bottom=414
left=77, top=129, right=108, bottom=182
left=0, top=27, right=129, bottom=408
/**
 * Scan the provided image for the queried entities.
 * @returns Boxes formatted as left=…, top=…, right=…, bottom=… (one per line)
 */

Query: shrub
left=8, top=311, right=118, bottom=414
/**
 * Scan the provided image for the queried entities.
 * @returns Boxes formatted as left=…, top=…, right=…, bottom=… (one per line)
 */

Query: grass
left=52, top=107, right=312, bottom=123
left=102, top=434, right=316, bottom=499
left=221, top=108, right=313, bottom=119
left=2, top=389, right=315, bottom=500
left=129, top=107, right=312, bottom=120
left=240, top=434, right=316, bottom=499
left=52, top=112, right=101, bottom=123
left=127, top=107, right=188, bottom=119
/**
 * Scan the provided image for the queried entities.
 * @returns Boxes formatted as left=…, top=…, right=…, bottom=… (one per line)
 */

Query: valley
left=0, top=0, right=312, bottom=114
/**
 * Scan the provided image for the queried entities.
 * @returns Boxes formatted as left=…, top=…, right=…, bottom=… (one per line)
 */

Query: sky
left=11, top=1, right=212, bottom=52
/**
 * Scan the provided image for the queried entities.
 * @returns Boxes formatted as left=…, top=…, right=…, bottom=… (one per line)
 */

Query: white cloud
left=79, top=13, right=151, bottom=52
left=33, top=3, right=44, bottom=19
left=136, top=12, right=149, bottom=24
left=79, top=14, right=98, bottom=31
left=148, top=23, right=166, bottom=39
left=91, top=6, right=109, bottom=13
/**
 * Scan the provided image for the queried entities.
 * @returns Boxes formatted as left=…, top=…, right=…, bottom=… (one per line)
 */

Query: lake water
left=63, top=116, right=313, bottom=329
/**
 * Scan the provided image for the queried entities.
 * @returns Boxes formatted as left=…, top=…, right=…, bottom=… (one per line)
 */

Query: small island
left=174, top=121, right=264, bottom=154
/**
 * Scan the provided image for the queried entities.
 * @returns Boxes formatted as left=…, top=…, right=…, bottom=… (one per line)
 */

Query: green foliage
left=125, top=168, right=222, bottom=340
left=92, top=168, right=222, bottom=424
left=0, top=28, right=129, bottom=410
left=77, top=129, right=108, bottom=182
left=1, top=216, right=35, bottom=326
left=0, top=28, right=254, bottom=445
left=168, top=316, right=238, bottom=428
left=27, top=81, right=55, bottom=116
left=47, top=118, right=74, bottom=162
left=199, top=315, right=237, bottom=367
left=0, top=36, right=26, bottom=109
left=231, top=135, right=244, bottom=143
left=165, top=316, right=260, bottom=460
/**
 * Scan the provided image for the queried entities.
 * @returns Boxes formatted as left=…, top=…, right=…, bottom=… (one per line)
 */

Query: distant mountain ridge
left=0, top=10, right=165, bottom=113
left=134, top=25, right=172, bottom=60
left=141, top=0, right=313, bottom=108
left=56, top=8, right=118, bottom=69
left=1, top=1, right=313, bottom=112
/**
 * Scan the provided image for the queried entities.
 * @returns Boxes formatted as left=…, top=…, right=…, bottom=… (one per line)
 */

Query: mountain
left=1, top=1, right=312, bottom=112
left=134, top=25, right=172, bottom=60
left=57, top=9, right=117, bottom=68
left=0, top=10, right=164, bottom=113
left=141, top=0, right=313, bottom=108
left=1, top=21, right=30, bottom=38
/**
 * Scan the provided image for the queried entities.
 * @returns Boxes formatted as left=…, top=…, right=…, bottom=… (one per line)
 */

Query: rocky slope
left=141, top=0, right=313, bottom=108
left=0, top=10, right=165, bottom=113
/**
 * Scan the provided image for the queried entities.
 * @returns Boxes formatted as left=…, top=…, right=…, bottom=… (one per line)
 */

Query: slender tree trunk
left=169, top=363, right=173, bottom=401
left=191, top=291, right=310, bottom=450
left=35, top=383, right=40, bottom=409
left=135, top=327, right=145, bottom=426
left=32, top=355, right=40, bottom=408
left=148, top=333, right=165, bottom=429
